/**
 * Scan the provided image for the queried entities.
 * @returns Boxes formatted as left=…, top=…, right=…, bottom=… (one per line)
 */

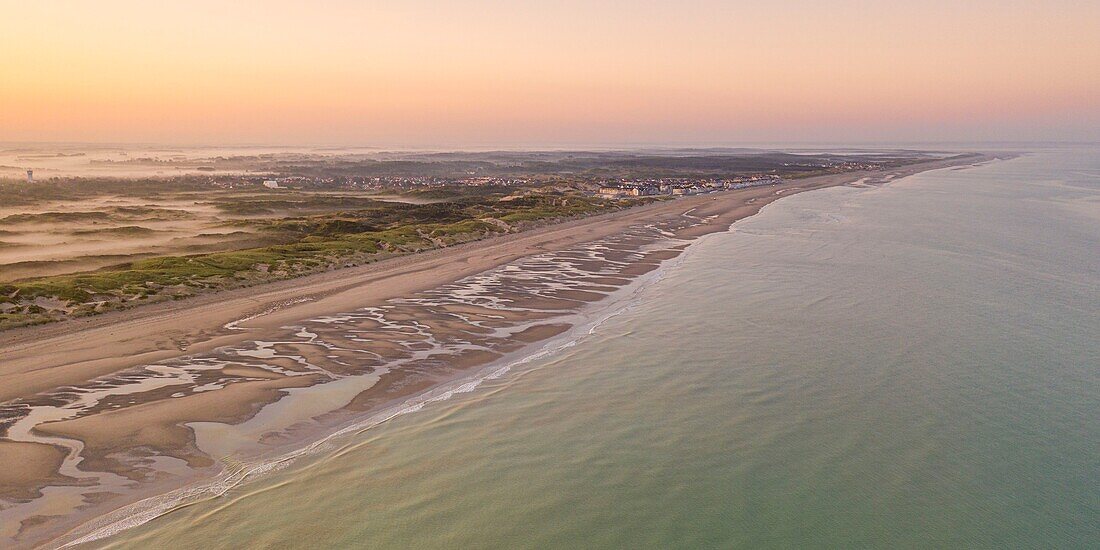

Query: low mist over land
left=0, top=144, right=941, bottom=180
left=0, top=146, right=946, bottom=330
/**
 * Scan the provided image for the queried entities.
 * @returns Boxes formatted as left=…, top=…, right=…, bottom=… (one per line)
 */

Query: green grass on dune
left=0, top=193, right=634, bottom=330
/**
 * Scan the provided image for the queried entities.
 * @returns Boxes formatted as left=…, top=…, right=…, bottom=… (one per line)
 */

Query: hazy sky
left=2, top=0, right=1099, bottom=146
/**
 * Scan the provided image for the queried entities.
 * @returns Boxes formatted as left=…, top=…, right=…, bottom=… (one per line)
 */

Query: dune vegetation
left=0, top=192, right=651, bottom=330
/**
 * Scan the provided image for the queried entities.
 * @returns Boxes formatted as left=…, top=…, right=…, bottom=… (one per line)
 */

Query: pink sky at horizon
left=2, top=1, right=1098, bottom=146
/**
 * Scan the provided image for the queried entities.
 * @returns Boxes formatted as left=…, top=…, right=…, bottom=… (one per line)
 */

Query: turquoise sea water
left=95, top=149, right=1098, bottom=549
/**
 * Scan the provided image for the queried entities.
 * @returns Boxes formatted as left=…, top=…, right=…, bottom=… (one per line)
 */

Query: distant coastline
left=0, top=153, right=997, bottom=549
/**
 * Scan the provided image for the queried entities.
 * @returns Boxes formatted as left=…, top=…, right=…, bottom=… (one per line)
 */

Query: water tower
left=26, top=169, right=33, bottom=183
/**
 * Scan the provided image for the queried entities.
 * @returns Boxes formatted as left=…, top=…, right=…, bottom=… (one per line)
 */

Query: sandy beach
left=0, top=154, right=990, bottom=549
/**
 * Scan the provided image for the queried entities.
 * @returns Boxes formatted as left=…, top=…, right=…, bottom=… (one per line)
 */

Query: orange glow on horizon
left=2, top=1, right=1099, bottom=145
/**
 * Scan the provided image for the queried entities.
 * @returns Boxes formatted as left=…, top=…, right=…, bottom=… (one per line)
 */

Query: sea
left=85, top=147, right=1099, bottom=549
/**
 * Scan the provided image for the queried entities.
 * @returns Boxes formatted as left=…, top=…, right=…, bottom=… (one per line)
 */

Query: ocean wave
left=49, top=223, right=696, bottom=548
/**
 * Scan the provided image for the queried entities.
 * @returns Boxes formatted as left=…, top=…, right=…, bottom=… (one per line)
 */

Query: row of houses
left=597, top=176, right=782, bottom=198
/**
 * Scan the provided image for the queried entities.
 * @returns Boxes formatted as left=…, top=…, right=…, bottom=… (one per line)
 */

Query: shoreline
left=0, top=153, right=996, bottom=549
left=59, top=236, right=679, bottom=548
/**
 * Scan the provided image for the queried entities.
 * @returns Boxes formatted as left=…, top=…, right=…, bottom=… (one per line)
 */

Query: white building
left=262, top=180, right=281, bottom=189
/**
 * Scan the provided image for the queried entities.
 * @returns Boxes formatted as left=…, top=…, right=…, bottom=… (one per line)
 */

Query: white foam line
left=223, top=298, right=314, bottom=330
left=56, top=320, right=601, bottom=548
left=55, top=224, right=695, bottom=548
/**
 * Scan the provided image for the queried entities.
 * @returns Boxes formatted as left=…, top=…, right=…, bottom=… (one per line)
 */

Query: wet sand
left=0, top=442, right=72, bottom=502
left=0, top=154, right=990, bottom=549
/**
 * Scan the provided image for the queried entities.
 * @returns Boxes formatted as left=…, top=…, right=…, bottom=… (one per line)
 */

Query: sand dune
left=0, top=154, right=990, bottom=549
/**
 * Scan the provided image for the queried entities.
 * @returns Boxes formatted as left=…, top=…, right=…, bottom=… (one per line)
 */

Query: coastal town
left=203, top=174, right=786, bottom=196
left=5, top=148, right=897, bottom=200
left=595, top=175, right=783, bottom=197
left=0, top=0, right=1088, bottom=546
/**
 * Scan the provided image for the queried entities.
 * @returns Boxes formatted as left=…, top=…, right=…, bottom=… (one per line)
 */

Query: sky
left=2, top=0, right=1099, bottom=147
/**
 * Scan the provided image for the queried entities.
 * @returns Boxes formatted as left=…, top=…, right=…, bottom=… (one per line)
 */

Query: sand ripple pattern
left=0, top=219, right=701, bottom=547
